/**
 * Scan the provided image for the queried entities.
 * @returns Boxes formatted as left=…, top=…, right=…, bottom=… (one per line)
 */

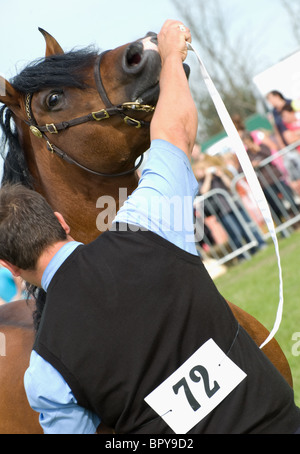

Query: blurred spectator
left=266, top=90, right=291, bottom=148
left=222, top=152, right=266, bottom=228
left=280, top=103, right=300, bottom=147
left=191, top=143, right=202, bottom=164
left=0, top=266, right=25, bottom=304
left=232, top=114, right=278, bottom=152
left=241, top=132, right=298, bottom=220
left=278, top=104, right=300, bottom=195
left=232, top=113, right=287, bottom=177
left=222, top=152, right=240, bottom=176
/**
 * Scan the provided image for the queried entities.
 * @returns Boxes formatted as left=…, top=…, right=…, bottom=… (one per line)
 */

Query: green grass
left=214, top=230, right=300, bottom=407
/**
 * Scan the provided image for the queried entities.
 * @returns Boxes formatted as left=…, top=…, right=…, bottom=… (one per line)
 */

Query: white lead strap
left=187, top=42, right=283, bottom=349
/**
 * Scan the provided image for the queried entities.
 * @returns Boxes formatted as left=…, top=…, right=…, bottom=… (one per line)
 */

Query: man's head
left=280, top=103, right=296, bottom=124
left=266, top=90, right=286, bottom=110
left=0, top=184, right=68, bottom=277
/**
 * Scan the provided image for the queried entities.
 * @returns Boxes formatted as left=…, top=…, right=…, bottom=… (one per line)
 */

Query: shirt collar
left=41, top=241, right=82, bottom=292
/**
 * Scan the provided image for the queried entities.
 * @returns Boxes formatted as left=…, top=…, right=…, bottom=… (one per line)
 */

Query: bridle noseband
left=24, top=52, right=155, bottom=177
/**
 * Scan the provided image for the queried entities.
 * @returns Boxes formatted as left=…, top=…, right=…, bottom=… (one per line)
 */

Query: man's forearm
left=150, top=21, right=198, bottom=159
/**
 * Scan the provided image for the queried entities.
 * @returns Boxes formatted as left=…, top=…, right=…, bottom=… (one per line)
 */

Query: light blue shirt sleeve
left=24, top=351, right=100, bottom=434
left=113, top=139, right=199, bottom=255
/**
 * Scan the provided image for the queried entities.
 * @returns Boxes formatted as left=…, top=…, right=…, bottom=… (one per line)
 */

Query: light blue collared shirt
left=26, top=241, right=102, bottom=434
left=41, top=241, right=83, bottom=292
left=24, top=139, right=199, bottom=434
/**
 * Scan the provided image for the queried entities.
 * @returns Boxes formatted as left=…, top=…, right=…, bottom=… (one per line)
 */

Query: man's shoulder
left=149, top=139, right=191, bottom=165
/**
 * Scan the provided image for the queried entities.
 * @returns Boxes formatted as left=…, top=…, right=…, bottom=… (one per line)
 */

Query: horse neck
left=33, top=158, right=139, bottom=244
left=13, top=114, right=145, bottom=243
left=20, top=141, right=139, bottom=244
left=63, top=171, right=140, bottom=244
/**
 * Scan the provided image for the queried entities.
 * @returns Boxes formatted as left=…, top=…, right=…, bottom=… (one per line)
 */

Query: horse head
left=0, top=29, right=180, bottom=242
left=0, top=29, right=162, bottom=177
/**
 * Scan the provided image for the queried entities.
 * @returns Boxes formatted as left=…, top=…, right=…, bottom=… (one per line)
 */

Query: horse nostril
left=127, top=52, right=142, bottom=66
left=125, top=42, right=144, bottom=70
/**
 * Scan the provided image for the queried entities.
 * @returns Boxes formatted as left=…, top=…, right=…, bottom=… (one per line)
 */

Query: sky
left=0, top=0, right=298, bottom=80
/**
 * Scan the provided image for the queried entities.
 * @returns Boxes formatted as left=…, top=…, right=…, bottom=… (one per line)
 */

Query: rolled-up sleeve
left=24, top=350, right=100, bottom=434
left=113, top=139, right=199, bottom=255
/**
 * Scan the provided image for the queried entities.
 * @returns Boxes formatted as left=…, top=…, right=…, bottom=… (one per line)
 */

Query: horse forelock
left=10, top=47, right=99, bottom=94
left=0, top=47, right=101, bottom=187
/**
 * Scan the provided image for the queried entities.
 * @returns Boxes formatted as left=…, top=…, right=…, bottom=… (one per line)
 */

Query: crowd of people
left=192, top=153, right=266, bottom=260
left=192, top=92, right=300, bottom=260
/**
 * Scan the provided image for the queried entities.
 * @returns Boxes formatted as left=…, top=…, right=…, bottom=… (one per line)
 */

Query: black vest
left=34, top=225, right=300, bottom=434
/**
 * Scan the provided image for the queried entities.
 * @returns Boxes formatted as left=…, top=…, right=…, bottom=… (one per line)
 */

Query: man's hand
left=157, top=20, right=192, bottom=64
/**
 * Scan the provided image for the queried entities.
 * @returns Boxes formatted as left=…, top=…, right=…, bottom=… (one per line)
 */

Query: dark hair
left=232, top=114, right=246, bottom=131
left=281, top=103, right=294, bottom=113
left=0, top=184, right=67, bottom=269
left=0, top=105, right=33, bottom=188
left=10, top=47, right=98, bottom=94
left=267, top=90, right=285, bottom=100
left=241, top=131, right=254, bottom=142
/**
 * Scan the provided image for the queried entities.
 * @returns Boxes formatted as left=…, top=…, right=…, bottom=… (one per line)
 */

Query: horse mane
left=0, top=47, right=99, bottom=187
left=10, top=47, right=99, bottom=94
left=0, top=105, right=33, bottom=187
left=24, top=284, right=46, bottom=332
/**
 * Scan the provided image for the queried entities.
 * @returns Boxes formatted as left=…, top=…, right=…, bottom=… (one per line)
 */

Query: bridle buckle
left=92, top=109, right=110, bottom=121
left=123, top=116, right=142, bottom=129
left=46, top=123, right=58, bottom=134
left=23, top=51, right=150, bottom=177
left=122, top=102, right=155, bottom=113
left=46, top=141, right=54, bottom=153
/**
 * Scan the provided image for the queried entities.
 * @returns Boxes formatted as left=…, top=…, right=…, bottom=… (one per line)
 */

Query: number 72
left=173, top=365, right=220, bottom=411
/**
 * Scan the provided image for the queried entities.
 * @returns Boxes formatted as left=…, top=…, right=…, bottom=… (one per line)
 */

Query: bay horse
left=0, top=29, right=293, bottom=434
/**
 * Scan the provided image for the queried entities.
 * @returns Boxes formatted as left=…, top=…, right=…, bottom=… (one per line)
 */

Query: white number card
left=145, top=339, right=247, bottom=434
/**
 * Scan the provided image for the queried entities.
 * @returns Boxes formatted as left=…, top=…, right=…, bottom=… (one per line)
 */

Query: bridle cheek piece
left=24, top=52, right=155, bottom=177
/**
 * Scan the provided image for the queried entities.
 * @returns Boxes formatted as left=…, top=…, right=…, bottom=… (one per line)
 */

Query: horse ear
left=38, top=27, right=64, bottom=57
left=0, top=76, right=23, bottom=115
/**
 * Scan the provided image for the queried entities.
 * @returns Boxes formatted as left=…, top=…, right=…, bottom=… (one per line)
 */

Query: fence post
left=194, top=188, right=259, bottom=265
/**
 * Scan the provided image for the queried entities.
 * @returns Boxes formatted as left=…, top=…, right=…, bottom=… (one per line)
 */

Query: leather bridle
left=24, top=52, right=155, bottom=177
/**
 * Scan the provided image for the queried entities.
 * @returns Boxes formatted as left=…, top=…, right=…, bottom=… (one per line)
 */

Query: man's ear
left=54, top=212, right=71, bottom=235
left=0, top=259, right=21, bottom=278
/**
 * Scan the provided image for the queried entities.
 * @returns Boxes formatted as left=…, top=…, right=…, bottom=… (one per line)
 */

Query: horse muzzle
left=123, top=32, right=159, bottom=74
left=122, top=32, right=190, bottom=106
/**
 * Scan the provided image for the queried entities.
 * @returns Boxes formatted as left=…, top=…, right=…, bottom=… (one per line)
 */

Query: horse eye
left=46, top=92, right=63, bottom=108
